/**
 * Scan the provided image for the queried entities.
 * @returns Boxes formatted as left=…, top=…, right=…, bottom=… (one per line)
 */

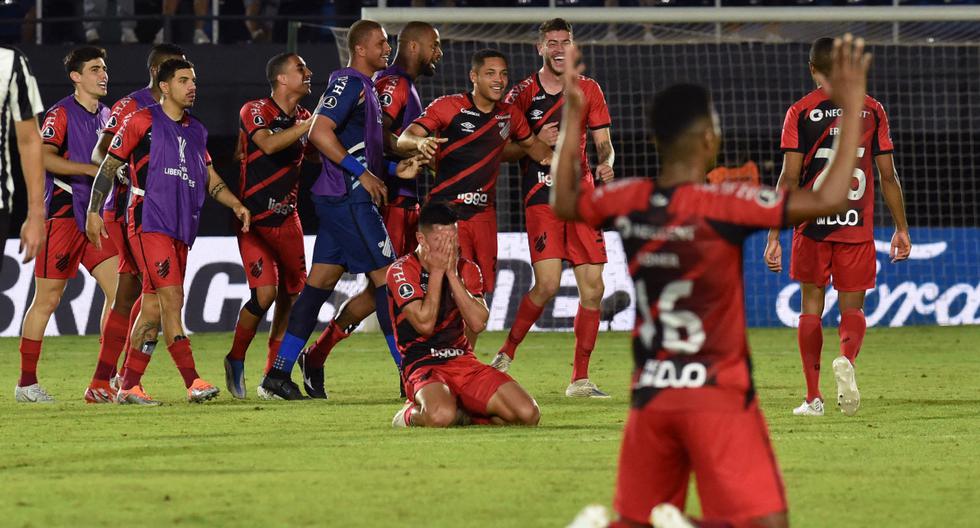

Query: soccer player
left=223, top=52, right=315, bottom=399
left=554, top=37, right=870, bottom=527
left=298, top=21, right=442, bottom=397
left=87, top=58, right=251, bottom=404
left=84, top=43, right=186, bottom=402
left=390, top=202, right=540, bottom=428
left=15, top=46, right=118, bottom=403
left=397, top=48, right=552, bottom=345
left=258, top=20, right=422, bottom=400
left=493, top=18, right=615, bottom=398
left=764, top=37, right=911, bottom=417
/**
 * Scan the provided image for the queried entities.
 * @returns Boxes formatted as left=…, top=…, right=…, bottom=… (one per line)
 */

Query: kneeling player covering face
left=389, top=202, right=540, bottom=428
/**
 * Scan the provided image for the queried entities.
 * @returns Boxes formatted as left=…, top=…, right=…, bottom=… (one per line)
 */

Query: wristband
left=387, top=161, right=399, bottom=176
left=340, top=154, right=365, bottom=177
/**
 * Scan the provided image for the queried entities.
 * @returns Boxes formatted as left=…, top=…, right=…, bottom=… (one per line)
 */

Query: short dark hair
left=398, top=21, right=435, bottom=45
left=266, top=52, right=298, bottom=89
left=471, top=49, right=507, bottom=71
left=538, top=18, right=573, bottom=40
left=158, top=58, right=194, bottom=84
left=647, top=83, right=713, bottom=147
left=809, top=37, right=835, bottom=77
left=348, top=19, right=383, bottom=55
left=419, top=202, right=458, bottom=229
left=64, top=46, right=106, bottom=75
left=147, top=43, right=185, bottom=71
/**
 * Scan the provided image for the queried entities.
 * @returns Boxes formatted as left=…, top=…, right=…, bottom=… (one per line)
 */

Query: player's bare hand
left=85, top=212, right=108, bottom=249
left=890, top=229, right=911, bottom=263
left=537, top=122, right=559, bottom=147
left=395, top=155, right=425, bottom=180
left=445, top=231, right=459, bottom=273
left=428, top=231, right=453, bottom=272
left=763, top=238, right=782, bottom=273
left=821, top=33, right=871, bottom=112
left=561, top=44, right=586, bottom=112
left=359, top=170, right=388, bottom=206
left=234, top=204, right=251, bottom=233
left=19, top=214, right=45, bottom=263
left=596, top=163, right=614, bottom=182
left=417, top=136, right=448, bottom=159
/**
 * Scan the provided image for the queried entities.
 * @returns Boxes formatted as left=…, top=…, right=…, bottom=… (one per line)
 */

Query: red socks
left=839, top=308, right=866, bottom=364
left=265, top=338, right=281, bottom=374
left=167, top=338, right=199, bottom=388
left=306, top=321, right=351, bottom=369
left=122, top=345, right=152, bottom=390
left=18, top=337, right=42, bottom=387
left=798, top=314, right=823, bottom=402
left=94, top=308, right=130, bottom=382
left=227, top=322, right=257, bottom=362
left=571, top=304, right=600, bottom=381
left=500, top=295, right=544, bottom=359
left=119, top=295, right=142, bottom=378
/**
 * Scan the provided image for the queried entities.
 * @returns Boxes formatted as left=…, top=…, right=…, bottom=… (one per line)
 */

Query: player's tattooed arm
left=84, top=155, right=124, bottom=248
left=550, top=45, right=587, bottom=221
left=207, top=166, right=251, bottom=232
left=592, top=127, right=615, bottom=183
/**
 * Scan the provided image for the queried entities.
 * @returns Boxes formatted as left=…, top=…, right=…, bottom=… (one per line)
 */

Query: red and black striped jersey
left=40, top=104, right=76, bottom=220
left=375, top=70, right=423, bottom=206
left=411, top=93, right=532, bottom=219
left=577, top=179, right=787, bottom=412
left=781, top=88, right=893, bottom=243
left=505, top=73, right=611, bottom=208
left=238, top=97, right=312, bottom=227
left=387, top=252, right=485, bottom=375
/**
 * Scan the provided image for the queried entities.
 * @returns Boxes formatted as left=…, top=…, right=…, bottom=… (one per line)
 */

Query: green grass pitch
left=2, top=326, right=979, bottom=527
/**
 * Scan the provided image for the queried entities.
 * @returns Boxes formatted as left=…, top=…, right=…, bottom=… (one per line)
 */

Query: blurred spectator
left=84, top=0, right=137, bottom=44
left=244, top=0, right=278, bottom=42
left=154, top=0, right=210, bottom=44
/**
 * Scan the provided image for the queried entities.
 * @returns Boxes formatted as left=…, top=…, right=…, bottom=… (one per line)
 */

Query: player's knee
left=580, top=283, right=605, bottom=307
left=421, top=405, right=457, bottom=428
left=514, top=400, right=540, bottom=426
left=253, top=287, right=277, bottom=311
left=32, top=291, right=63, bottom=316
left=532, top=276, right=561, bottom=301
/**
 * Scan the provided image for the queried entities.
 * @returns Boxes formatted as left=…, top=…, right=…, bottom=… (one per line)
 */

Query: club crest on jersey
left=41, top=126, right=55, bottom=139
left=498, top=121, right=510, bottom=139
left=398, top=283, right=415, bottom=299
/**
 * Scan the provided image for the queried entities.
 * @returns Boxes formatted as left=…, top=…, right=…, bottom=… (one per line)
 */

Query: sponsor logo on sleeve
left=398, top=283, right=415, bottom=299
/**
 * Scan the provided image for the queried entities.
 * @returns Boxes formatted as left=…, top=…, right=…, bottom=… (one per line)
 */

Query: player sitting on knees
left=390, top=202, right=540, bottom=428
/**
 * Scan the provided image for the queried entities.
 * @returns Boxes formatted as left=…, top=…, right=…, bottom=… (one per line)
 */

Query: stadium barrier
left=2, top=227, right=977, bottom=337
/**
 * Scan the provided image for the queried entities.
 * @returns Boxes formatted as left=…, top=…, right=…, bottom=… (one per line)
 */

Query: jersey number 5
left=635, top=279, right=706, bottom=355
left=811, top=147, right=867, bottom=201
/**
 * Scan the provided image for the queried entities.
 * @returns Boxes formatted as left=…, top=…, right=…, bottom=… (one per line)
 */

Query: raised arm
left=550, top=46, right=587, bottom=221
left=876, top=153, right=911, bottom=262
left=207, top=165, right=250, bottom=232
left=396, top=122, right=446, bottom=160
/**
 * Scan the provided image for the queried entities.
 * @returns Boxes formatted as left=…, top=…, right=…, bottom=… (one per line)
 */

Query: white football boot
left=565, top=378, right=610, bottom=398
left=792, top=397, right=825, bottom=416
left=14, top=383, right=55, bottom=403
left=489, top=352, right=511, bottom=373
left=566, top=505, right=609, bottom=528
left=650, top=504, right=696, bottom=528
left=833, top=356, right=861, bottom=416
